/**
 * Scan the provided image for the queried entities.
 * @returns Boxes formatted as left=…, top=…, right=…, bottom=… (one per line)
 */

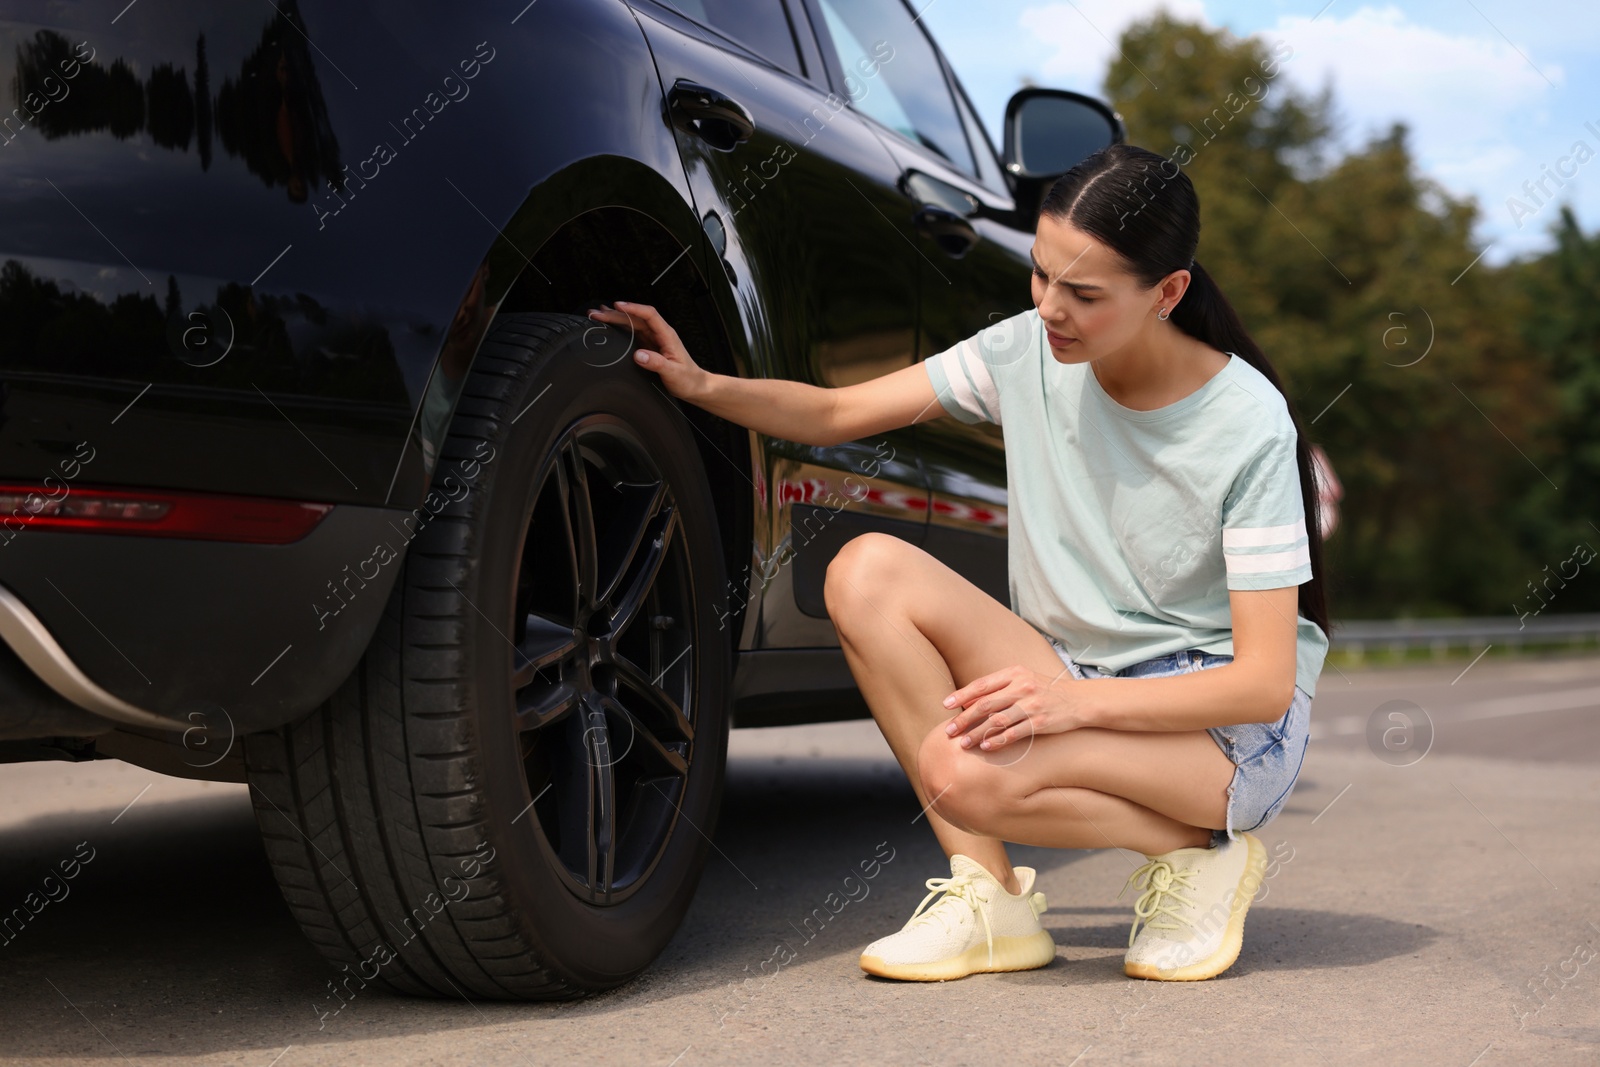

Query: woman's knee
left=822, top=532, right=913, bottom=620
left=917, top=726, right=1014, bottom=836
left=921, top=727, right=1095, bottom=832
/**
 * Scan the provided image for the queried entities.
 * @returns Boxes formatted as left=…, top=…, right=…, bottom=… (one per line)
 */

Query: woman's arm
left=942, top=585, right=1302, bottom=750
left=585, top=301, right=947, bottom=446
left=1081, top=585, right=1301, bottom=732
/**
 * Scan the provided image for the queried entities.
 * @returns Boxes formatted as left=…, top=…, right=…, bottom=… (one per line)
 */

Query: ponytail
left=1040, top=144, right=1331, bottom=641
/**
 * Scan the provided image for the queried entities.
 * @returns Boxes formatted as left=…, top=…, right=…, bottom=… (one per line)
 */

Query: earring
left=1157, top=307, right=1170, bottom=321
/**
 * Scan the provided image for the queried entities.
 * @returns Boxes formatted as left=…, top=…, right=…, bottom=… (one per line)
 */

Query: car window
left=950, top=69, right=1009, bottom=194
left=657, top=0, right=806, bottom=77
left=813, top=0, right=976, bottom=177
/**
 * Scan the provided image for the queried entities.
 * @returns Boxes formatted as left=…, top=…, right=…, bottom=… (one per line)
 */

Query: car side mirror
left=1002, top=89, right=1123, bottom=227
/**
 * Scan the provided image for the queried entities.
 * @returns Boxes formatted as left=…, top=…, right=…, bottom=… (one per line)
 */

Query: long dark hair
left=1038, top=143, right=1330, bottom=642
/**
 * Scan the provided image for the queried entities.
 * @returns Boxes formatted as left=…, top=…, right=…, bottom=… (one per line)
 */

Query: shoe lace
left=1117, top=858, right=1200, bottom=949
left=906, top=872, right=995, bottom=966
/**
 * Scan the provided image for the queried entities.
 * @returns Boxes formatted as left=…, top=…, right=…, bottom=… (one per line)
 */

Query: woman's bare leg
left=918, top=728, right=1232, bottom=854
left=821, top=532, right=1234, bottom=890
left=824, top=534, right=1019, bottom=886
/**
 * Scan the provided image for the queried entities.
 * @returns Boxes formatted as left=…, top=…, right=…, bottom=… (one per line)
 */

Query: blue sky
left=919, top=0, right=1600, bottom=266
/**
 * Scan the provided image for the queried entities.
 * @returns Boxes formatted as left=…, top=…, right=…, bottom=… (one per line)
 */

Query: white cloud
left=1020, top=0, right=1209, bottom=89
left=1260, top=5, right=1568, bottom=260
left=1264, top=6, right=1559, bottom=147
left=1429, top=145, right=1523, bottom=185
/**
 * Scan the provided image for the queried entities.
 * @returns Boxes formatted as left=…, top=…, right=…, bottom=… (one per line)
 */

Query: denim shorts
left=1045, top=638, right=1312, bottom=848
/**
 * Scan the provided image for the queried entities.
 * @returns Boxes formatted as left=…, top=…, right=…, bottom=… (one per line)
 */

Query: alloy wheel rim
left=509, top=415, right=697, bottom=905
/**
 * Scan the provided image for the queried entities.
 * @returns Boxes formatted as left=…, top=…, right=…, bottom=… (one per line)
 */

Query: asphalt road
left=1, top=652, right=1596, bottom=1066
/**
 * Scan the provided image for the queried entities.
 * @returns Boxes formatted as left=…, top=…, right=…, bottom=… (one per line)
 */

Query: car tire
left=244, top=311, right=731, bottom=1000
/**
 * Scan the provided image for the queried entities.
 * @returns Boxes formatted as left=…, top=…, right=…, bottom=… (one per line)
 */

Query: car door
left=626, top=0, right=930, bottom=649
left=800, top=0, right=1023, bottom=606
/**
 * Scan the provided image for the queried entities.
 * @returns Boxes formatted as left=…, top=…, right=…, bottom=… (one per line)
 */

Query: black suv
left=0, top=0, right=1120, bottom=998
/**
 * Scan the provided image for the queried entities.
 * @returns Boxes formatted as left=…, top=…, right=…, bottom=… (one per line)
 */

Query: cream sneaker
left=858, top=854, right=1056, bottom=981
left=1119, top=831, right=1268, bottom=981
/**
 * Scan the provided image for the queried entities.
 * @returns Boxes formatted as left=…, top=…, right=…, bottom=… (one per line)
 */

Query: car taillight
left=0, top=485, right=333, bottom=544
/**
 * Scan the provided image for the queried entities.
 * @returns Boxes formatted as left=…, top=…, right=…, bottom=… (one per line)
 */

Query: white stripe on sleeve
left=1225, top=544, right=1311, bottom=575
left=939, top=341, right=1001, bottom=425
left=1222, top=516, right=1306, bottom=549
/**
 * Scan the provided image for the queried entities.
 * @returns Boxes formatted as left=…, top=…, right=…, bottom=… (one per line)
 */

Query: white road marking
left=1310, top=685, right=1600, bottom=740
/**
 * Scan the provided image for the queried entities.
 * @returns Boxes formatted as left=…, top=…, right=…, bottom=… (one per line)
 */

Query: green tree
left=1503, top=205, right=1600, bottom=610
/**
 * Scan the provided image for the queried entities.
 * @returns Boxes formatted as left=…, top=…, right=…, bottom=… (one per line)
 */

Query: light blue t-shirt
left=923, top=307, right=1328, bottom=700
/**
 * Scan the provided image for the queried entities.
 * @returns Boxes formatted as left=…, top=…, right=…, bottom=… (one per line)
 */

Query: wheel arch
left=419, top=155, right=759, bottom=659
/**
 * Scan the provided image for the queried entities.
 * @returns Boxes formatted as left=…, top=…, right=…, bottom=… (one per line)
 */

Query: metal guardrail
left=1329, top=614, right=1600, bottom=657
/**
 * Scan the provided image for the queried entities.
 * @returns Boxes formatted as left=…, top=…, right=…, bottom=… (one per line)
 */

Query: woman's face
left=1028, top=213, right=1178, bottom=364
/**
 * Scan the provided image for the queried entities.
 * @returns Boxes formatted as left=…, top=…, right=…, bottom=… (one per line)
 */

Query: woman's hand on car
left=940, top=664, right=1090, bottom=750
left=585, top=301, right=710, bottom=402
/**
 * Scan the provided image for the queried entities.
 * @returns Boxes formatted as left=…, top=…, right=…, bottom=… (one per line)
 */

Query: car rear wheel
left=244, top=312, right=731, bottom=999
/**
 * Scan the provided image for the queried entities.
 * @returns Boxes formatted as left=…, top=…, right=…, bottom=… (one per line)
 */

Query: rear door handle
left=666, top=79, right=755, bottom=151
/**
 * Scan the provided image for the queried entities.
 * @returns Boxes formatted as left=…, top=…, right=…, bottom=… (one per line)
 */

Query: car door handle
left=666, top=79, right=755, bottom=151
left=913, top=205, right=978, bottom=259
